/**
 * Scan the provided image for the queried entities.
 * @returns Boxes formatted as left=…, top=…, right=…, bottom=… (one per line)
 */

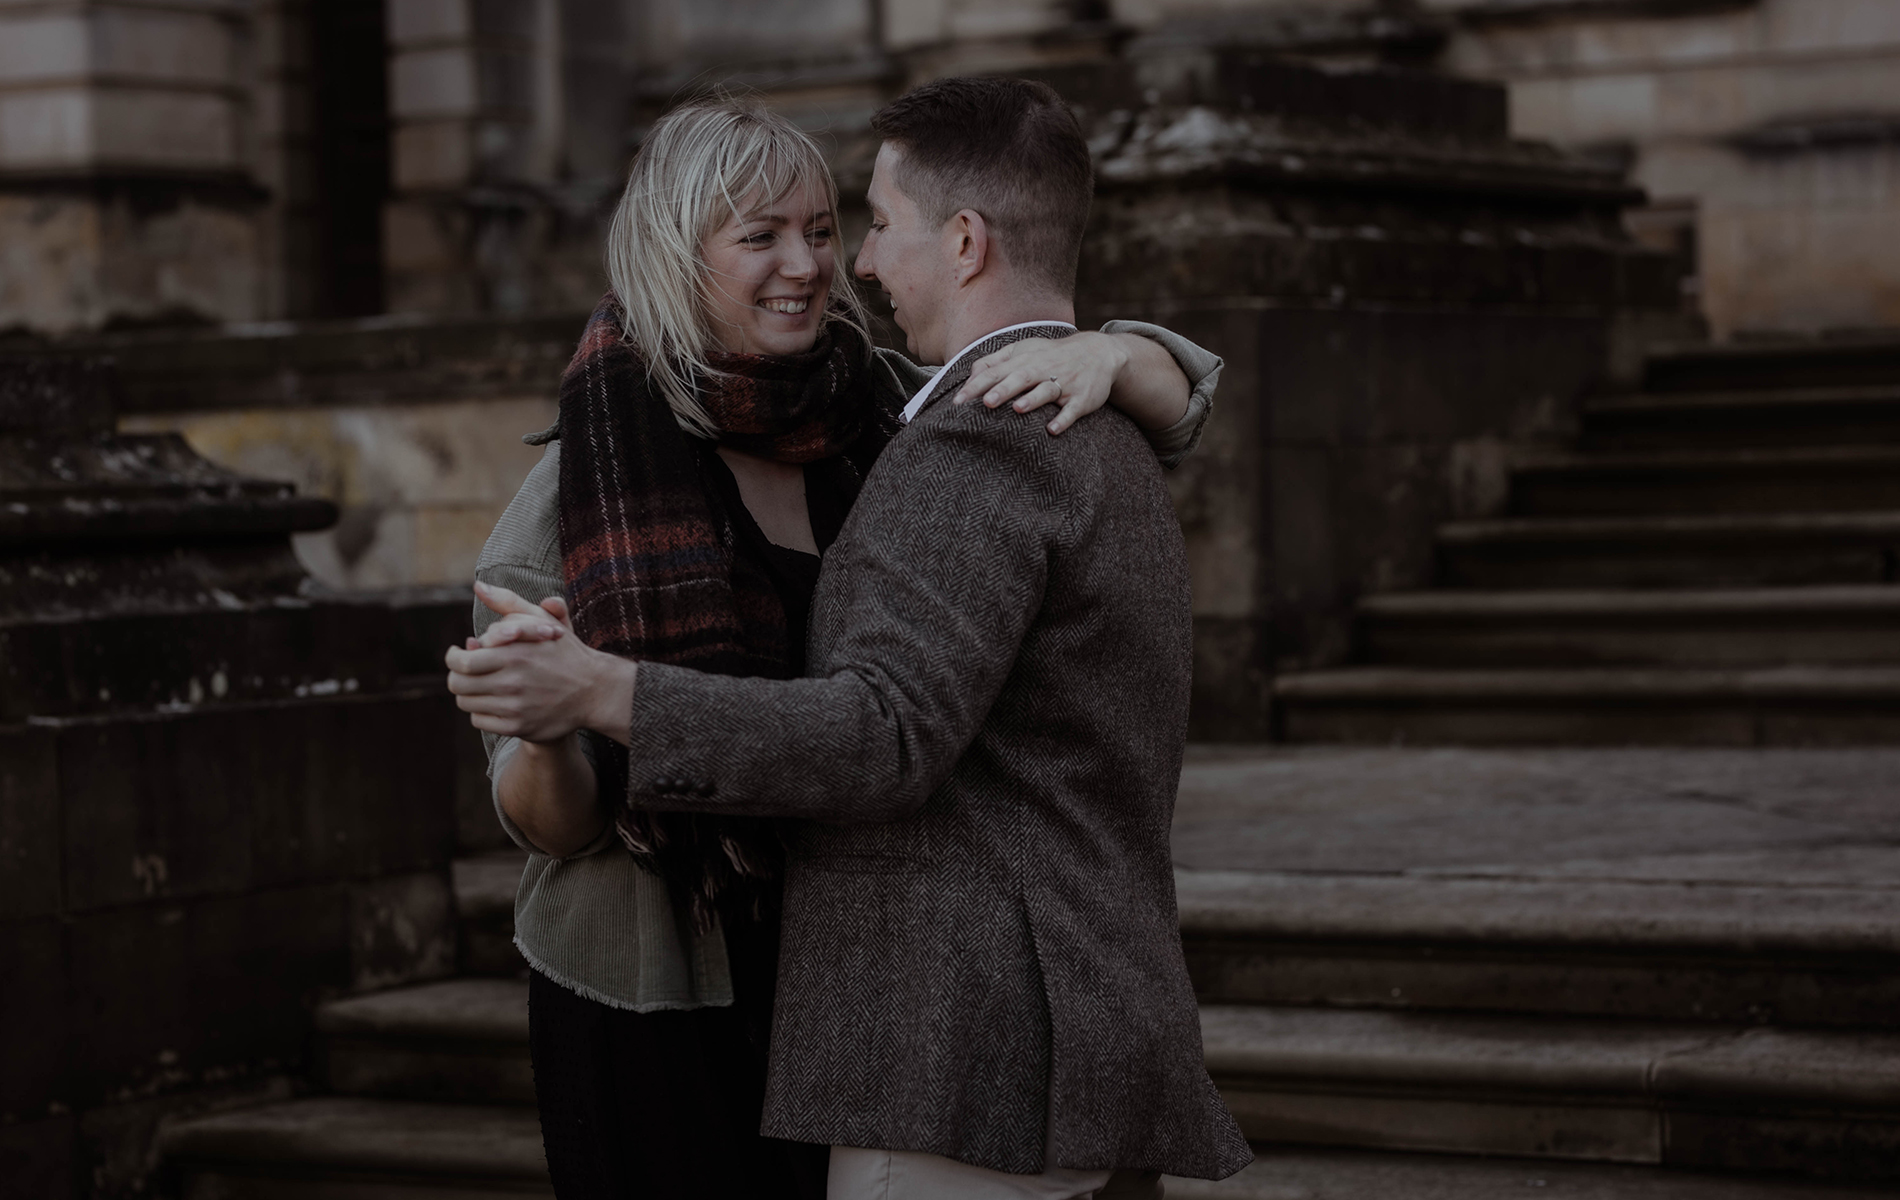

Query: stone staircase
left=1277, top=337, right=1900, bottom=745
left=1166, top=744, right=1900, bottom=1197
left=158, top=852, right=550, bottom=1198
left=160, top=753, right=1900, bottom=1199
left=153, top=339, right=1900, bottom=1197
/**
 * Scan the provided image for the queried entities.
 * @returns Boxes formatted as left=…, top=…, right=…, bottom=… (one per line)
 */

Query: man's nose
left=853, top=243, right=876, bottom=283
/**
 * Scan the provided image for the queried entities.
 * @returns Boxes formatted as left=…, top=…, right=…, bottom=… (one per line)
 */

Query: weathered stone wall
left=1110, top=0, right=1900, bottom=340
left=98, top=313, right=576, bottom=589
left=1442, top=0, right=1900, bottom=338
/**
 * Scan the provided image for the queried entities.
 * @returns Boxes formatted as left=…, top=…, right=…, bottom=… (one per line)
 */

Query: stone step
left=452, top=851, right=525, bottom=977
left=157, top=1096, right=550, bottom=1198
left=315, top=979, right=532, bottom=1104
left=1178, top=869, right=1900, bottom=1027
left=1437, top=511, right=1900, bottom=589
left=1272, top=666, right=1900, bottom=745
left=1202, top=1005, right=1900, bottom=1180
left=1509, top=446, right=1900, bottom=517
left=1356, top=586, right=1900, bottom=667
left=1582, top=385, right=1900, bottom=452
left=1643, top=335, right=1900, bottom=395
left=1167, top=1146, right=1900, bottom=1198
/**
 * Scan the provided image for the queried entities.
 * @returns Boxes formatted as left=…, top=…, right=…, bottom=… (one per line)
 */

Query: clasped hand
left=444, top=582, right=633, bottom=744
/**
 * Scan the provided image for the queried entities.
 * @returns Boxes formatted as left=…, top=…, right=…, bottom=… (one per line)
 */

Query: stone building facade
left=0, top=0, right=1882, bottom=704
left=1, top=1, right=1893, bottom=340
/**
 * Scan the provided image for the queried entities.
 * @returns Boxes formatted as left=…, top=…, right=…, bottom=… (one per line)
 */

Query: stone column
left=0, top=1, right=264, bottom=333
left=384, top=0, right=598, bottom=315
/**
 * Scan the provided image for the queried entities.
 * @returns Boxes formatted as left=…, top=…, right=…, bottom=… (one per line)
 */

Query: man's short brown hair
left=871, top=76, right=1094, bottom=298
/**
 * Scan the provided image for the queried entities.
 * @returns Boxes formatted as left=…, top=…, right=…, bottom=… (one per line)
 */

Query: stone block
left=90, top=89, right=235, bottom=167
left=660, top=0, right=873, bottom=62
left=945, top=0, right=1065, bottom=42
left=0, top=726, right=59, bottom=920
left=388, top=591, right=474, bottom=678
left=0, top=1114, right=76, bottom=1200
left=383, top=265, right=484, bottom=316
left=244, top=693, right=458, bottom=885
left=414, top=503, right=507, bottom=585
left=391, top=48, right=478, bottom=119
left=469, top=0, right=539, bottom=39
left=388, top=0, right=471, bottom=47
left=0, top=603, right=397, bottom=720
left=1765, top=0, right=1900, bottom=55
left=57, top=713, right=256, bottom=911
left=1443, top=6, right=1756, bottom=77
left=56, top=692, right=456, bottom=912
left=1508, top=73, right=1656, bottom=144
left=350, top=870, right=457, bottom=991
left=0, top=190, right=261, bottom=334
left=455, top=732, right=506, bottom=852
left=0, top=88, right=90, bottom=167
left=66, top=886, right=348, bottom=1104
left=393, top=118, right=473, bottom=190
left=883, top=0, right=948, bottom=51
left=131, top=400, right=555, bottom=589
left=0, top=14, right=84, bottom=83
left=296, top=508, right=419, bottom=589
left=0, top=919, right=68, bottom=1119
left=382, top=199, right=463, bottom=272
left=1702, top=203, right=1900, bottom=337
left=89, top=7, right=234, bottom=87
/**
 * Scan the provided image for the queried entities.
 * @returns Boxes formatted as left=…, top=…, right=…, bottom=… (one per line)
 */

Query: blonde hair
left=604, top=96, right=869, bottom=438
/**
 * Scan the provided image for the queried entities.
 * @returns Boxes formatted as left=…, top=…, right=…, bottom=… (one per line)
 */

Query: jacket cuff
left=1099, top=319, right=1222, bottom=470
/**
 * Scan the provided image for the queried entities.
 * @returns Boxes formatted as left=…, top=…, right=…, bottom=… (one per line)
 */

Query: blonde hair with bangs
left=605, top=97, right=868, bottom=439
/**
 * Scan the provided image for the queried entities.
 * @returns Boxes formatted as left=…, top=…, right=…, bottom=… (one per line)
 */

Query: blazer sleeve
left=619, top=402, right=1066, bottom=824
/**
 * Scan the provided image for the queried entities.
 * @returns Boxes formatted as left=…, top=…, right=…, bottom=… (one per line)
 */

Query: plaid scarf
left=555, top=293, right=891, bottom=932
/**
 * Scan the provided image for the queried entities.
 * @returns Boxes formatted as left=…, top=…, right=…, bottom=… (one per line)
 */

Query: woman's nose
left=781, top=242, right=816, bottom=280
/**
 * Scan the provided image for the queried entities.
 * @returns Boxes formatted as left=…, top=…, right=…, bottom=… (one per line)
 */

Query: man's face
left=854, top=143, right=952, bottom=364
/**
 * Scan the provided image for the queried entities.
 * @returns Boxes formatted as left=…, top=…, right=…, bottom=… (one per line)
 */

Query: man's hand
left=446, top=582, right=636, bottom=745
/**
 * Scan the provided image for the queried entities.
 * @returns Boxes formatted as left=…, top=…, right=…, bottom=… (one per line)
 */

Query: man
left=462, top=77, right=1250, bottom=1198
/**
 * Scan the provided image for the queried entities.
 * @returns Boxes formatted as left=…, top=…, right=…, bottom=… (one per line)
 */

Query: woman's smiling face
left=701, top=184, right=836, bottom=356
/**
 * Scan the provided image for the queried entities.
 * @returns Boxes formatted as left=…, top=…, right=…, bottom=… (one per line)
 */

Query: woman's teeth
left=760, top=298, right=808, bottom=315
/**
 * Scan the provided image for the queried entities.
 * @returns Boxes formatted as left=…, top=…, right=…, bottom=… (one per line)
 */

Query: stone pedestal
left=1043, top=48, right=1690, bottom=736
left=0, top=359, right=477, bottom=1198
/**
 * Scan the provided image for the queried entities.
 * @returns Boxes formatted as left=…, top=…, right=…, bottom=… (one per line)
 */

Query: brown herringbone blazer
left=622, top=328, right=1252, bottom=1180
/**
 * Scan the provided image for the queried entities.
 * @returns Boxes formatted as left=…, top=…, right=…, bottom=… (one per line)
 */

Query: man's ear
left=948, top=209, right=989, bottom=287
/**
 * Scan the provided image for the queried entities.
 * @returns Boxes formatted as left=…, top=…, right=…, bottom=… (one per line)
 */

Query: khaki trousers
left=827, top=1147, right=1164, bottom=1200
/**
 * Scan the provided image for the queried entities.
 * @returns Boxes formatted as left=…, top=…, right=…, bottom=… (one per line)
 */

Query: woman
left=451, top=98, right=1219, bottom=1199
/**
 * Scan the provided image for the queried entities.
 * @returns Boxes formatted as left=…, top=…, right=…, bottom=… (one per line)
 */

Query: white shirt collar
left=901, top=321, right=1079, bottom=423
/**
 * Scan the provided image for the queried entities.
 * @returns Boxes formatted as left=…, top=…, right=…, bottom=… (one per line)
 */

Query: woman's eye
left=809, top=227, right=832, bottom=242
left=745, top=232, right=774, bottom=246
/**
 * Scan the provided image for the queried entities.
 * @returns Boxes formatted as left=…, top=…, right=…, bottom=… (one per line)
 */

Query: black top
left=702, top=448, right=855, bottom=677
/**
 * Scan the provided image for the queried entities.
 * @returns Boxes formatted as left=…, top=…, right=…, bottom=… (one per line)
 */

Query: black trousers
left=527, top=904, right=829, bottom=1200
